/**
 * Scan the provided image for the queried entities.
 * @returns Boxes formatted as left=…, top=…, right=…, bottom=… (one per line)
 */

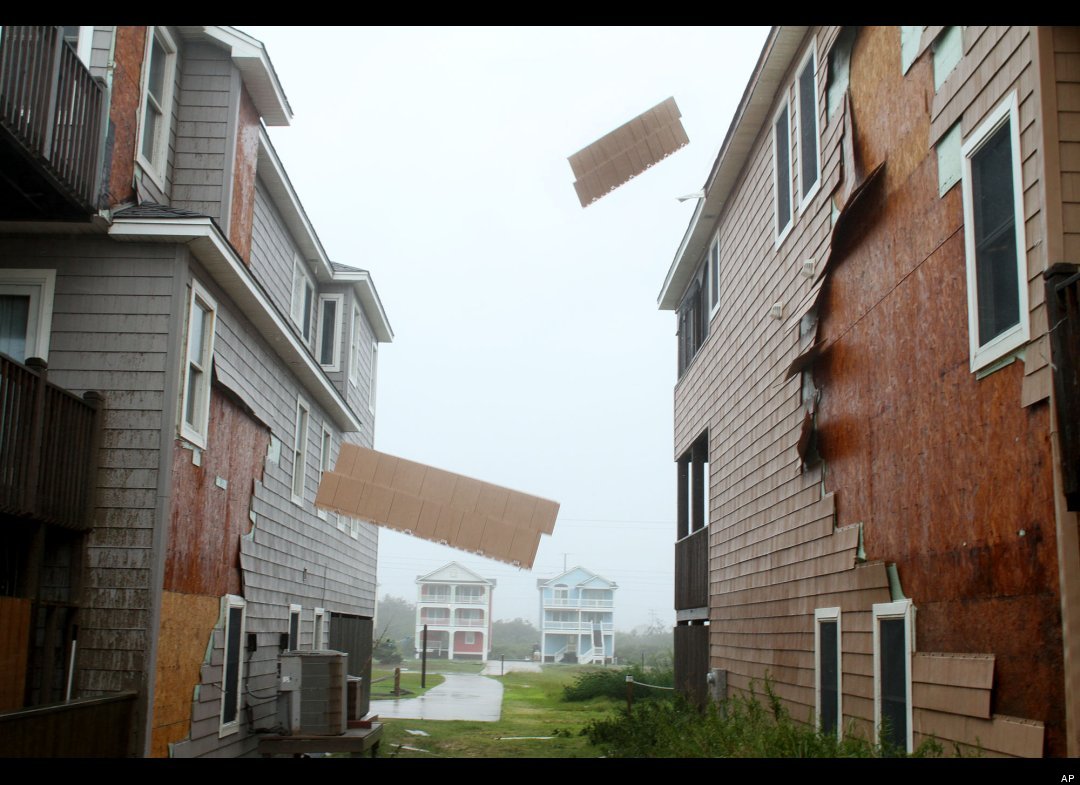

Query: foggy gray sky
left=242, top=26, right=770, bottom=630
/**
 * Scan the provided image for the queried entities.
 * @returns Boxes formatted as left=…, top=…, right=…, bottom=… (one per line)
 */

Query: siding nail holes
left=770, top=302, right=785, bottom=320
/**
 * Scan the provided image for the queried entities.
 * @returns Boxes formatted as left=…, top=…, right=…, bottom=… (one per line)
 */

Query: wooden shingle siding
left=89, top=27, right=114, bottom=81
left=172, top=43, right=233, bottom=220
left=249, top=178, right=302, bottom=329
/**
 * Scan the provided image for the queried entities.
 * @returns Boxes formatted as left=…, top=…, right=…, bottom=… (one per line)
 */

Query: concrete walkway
left=370, top=673, right=503, bottom=721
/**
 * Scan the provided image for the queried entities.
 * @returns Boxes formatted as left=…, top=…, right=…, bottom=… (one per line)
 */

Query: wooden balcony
left=675, top=526, right=708, bottom=611
left=0, top=26, right=106, bottom=218
left=1047, top=264, right=1080, bottom=511
left=0, top=691, right=136, bottom=756
left=0, top=355, right=103, bottom=529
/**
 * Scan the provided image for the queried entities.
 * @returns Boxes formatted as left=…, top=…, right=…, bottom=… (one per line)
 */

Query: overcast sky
left=242, top=26, right=770, bottom=631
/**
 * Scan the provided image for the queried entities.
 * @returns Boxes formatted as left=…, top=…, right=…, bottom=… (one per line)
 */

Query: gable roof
left=537, top=565, right=617, bottom=589
left=416, top=561, right=495, bottom=586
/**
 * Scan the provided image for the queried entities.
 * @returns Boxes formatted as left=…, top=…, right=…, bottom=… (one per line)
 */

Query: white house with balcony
left=415, top=562, right=495, bottom=661
left=537, top=567, right=616, bottom=664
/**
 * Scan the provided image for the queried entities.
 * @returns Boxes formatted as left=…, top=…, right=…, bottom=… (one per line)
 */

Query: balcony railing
left=675, top=526, right=708, bottom=610
left=543, top=621, right=613, bottom=631
left=454, top=594, right=486, bottom=604
left=0, top=26, right=105, bottom=212
left=544, top=597, right=613, bottom=608
left=453, top=616, right=485, bottom=627
left=0, top=356, right=103, bottom=529
left=0, top=691, right=136, bottom=757
left=419, top=593, right=451, bottom=604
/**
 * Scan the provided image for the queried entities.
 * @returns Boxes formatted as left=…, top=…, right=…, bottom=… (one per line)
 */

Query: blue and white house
left=537, top=567, right=616, bottom=664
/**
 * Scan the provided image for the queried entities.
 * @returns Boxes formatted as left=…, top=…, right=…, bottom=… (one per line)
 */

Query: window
left=773, top=99, right=793, bottom=245
left=350, top=305, right=363, bottom=387
left=313, top=607, right=325, bottom=650
left=797, top=41, right=820, bottom=208
left=288, top=604, right=301, bottom=650
left=707, top=231, right=720, bottom=317
left=317, top=294, right=342, bottom=370
left=369, top=341, right=378, bottom=414
left=961, top=93, right=1029, bottom=372
left=292, top=397, right=310, bottom=505
left=180, top=280, right=216, bottom=448
left=319, top=425, right=333, bottom=522
left=464, top=632, right=476, bottom=645
left=815, top=607, right=842, bottom=737
left=873, top=599, right=914, bottom=752
left=554, top=586, right=568, bottom=605
left=290, top=256, right=314, bottom=343
left=0, top=269, right=55, bottom=363
left=137, top=26, right=176, bottom=190
left=677, top=278, right=706, bottom=376
left=677, top=430, right=709, bottom=540
left=219, top=595, right=246, bottom=736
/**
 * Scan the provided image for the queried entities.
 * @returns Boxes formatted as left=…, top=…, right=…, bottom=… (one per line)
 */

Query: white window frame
left=796, top=39, right=821, bottom=211
left=180, top=279, right=216, bottom=449
left=773, top=98, right=794, bottom=248
left=0, top=269, right=56, bottom=363
left=350, top=304, right=363, bottom=387
left=291, top=396, right=310, bottom=506
left=464, top=631, right=476, bottom=646
left=316, top=294, right=343, bottom=371
left=369, top=341, right=378, bottom=414
left=135, top=26, right=177, bottom=192
left=872, top=599, right=915, bottom=753
left=814, top=606, right=842, bottom=738
left=707, top=231, right=721, bottom=319
left=219, top=594, right=247, bottom=737
left=288, top=603, right=302, bottom=651
left=313, top=607, right=326, bottom=650
left=290, top=255, right=315, bottom=343
left=318, top=424, right=333, bottom=522
left=961, top=92, right=1030, bottom=373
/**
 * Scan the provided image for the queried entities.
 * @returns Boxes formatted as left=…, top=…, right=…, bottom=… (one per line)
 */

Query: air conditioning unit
left=277, top=650, right=348, bottom=735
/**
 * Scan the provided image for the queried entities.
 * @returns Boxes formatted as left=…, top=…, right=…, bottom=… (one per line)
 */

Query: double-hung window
left=317, top=294, right=343, bottom=370
left=961, top=92, right=1029, bottom=372
left=773, top=99, right=793, bottom=246
left=815, top=607, right=842, bottom=738
left=873, top=599, right=915, bottom=752
left=369, top=341, right=378, bottom=414
left=707, top=232, right=720, bottom=318
left=291, top=256, right=315, bottom=344
left=292, top=397, right=310, bottom=505
left=137, top=26, right=176, bottom=190
left=219, top=595, right=246, bottom=737
left=350, top=305, right=363, bottom=387
left=0, top=269, right=55, bottom=364
left=796, top=41, right=820, bottom=208
left=181, top=280, right=216, bottom=447
left=319, top=424, right=335, bottom=524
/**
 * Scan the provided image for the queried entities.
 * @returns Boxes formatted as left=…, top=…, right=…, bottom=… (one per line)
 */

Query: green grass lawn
left=370, top=667, right=445, bottom=699
left=376, top=664, right=616, bottom=758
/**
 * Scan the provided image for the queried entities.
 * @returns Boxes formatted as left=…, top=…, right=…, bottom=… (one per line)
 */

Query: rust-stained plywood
left=569, top=97, right=689, bottom=207
left=229, top=85, right=261, bottom=264
left=0, top=597, right=31, bottom=711
left=149, top=591, right=219, bottom=758
left=316, top=444, right=559, bottom=568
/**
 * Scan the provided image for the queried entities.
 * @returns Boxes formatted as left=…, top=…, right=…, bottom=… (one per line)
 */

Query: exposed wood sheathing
left=0, top=597, right=32, bottom=710
left=107, top=27, right=147, bottom=208
left=151, top=387, right=269, bottom=757
left=148, top=591, right=218, bottom=758
left=229, top=87, right=260, bottom=264
left=316, top=444, right=559, bottom=568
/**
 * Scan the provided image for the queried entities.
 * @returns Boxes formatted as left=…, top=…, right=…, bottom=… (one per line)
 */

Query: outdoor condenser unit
left=277, top=650, right=348, bottom=735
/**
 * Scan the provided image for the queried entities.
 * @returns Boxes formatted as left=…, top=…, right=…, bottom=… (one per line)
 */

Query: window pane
left=141, top=104, right=160, bottom=162
left=0, top=295, right=30, bottom=362
left=189, top=303, right=207, bottom=364
left=971, top=121, right=1020, bottom=344
left=819, top=619, right=839, bottom=734
left=184, top=367, right=200, bottom=426
left=320, top=300, right=337, bottom=364
left=879, top=617, right=907, bottom=749
left=302, top=284, right=313, bottom=340
left=289, top=611, right=299, bottom=650
left=148, top=36, right=166, bottom=102
left=800, top=56, right=818, bottom=198
left=222, top=605, right=243, bottom=725
left=775, top=107, right=791, bottom=231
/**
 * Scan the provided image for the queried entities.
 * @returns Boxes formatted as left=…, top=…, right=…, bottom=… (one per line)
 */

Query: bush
left=583, top=679, right=946, bottom=758
left=563, top=664, right=674, bottom=703
left=374, top=638, right=403, bottom=665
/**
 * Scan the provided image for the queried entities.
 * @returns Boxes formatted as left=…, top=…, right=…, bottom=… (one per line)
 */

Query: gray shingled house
left=0, top=25, right=391, bottom=757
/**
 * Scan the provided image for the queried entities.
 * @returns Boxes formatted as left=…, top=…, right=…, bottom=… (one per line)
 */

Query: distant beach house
left=537, top=567, right=616, bottom=664
left=415, top=562, right=495, bottom=661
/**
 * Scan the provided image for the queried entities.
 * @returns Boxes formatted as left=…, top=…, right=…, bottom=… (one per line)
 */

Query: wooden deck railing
left=0, top=26, right=105, bottom=210
left=1046, top=263, right=1080, bottom=511
left=675, top=525, right=708, bottom=610
left=0, top=355, right=102, bottom=529
left=0, top=691, right=136, bottom=757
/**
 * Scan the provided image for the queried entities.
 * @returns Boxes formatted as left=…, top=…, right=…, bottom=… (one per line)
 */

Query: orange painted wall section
left=815, top=26, right=1063, bottom=753
left=107, top=26, right=145, bottom=208
left=229, top=86, right=260, bottom=264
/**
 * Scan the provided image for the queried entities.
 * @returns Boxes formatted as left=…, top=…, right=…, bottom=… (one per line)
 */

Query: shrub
left=583, top=678, right=946, bottom=758
left=562, top=664, right=674, bottom=703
